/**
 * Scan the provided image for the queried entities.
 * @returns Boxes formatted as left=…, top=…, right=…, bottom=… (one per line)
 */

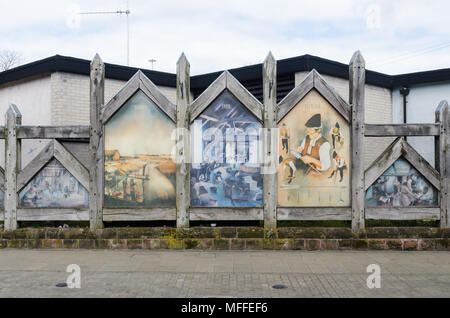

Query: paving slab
left=0, top=249, right=449, bottom=297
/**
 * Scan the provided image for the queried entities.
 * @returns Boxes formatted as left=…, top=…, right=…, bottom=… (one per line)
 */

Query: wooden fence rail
left=0, top=51, right=448, bottom=232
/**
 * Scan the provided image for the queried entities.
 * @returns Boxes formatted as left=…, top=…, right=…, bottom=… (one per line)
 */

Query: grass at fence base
left=15, top=220, right=441, bottom=229
left=19, top=221, right=90, bottom=228
left=366, top=220, right=440, bottom=227
left=278, top=221, right=351, bottom=228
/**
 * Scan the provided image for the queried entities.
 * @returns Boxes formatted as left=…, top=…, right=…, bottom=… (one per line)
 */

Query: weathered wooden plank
left=365, top=124, right=440, bottom=137
left=17, top=209, right=89, bottom=221
left=225, top=71, right=263, bottom=122
left=365, top=138, right=403, bottom=191
left=277, top=208, right=352, bottom=221
left=277, top=70, right=314, bottom=122
left=176, top=53, right=191, bottom=228
left=365, top=207, right=440, bottom=221
left=103, top=208, right=176, bottom=221
left=53, top=140, right=90, bottom=190
left=60, top=141, right=90, bottom=168
left=402, top=140, right=441, bottom=190
left=101, top=71, right=139, bottom=124
left=436, top=100, right=449, bottom=229
left=262, top=52, right=278, bottom=229
left=17, top=125, right=90, bottom=139
left=349, top=51, right=366, bottom=232
left=89, top=54, right=105, bottom=230
left=189, top=208, right=264, bottom=221
left=313, top=70, right=350, bottom=122
left=139, top=71, right=177, bottom=123
left=16, top=139, right=54, bottom=192
left=190, top=72, right=227, bottom=122
left=4, top=104, right=22, bottom=230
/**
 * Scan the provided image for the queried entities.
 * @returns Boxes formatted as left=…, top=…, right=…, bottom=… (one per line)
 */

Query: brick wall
left=50, top=72, right=177, bottom=125
left=295, top=72, right=393, bottom=169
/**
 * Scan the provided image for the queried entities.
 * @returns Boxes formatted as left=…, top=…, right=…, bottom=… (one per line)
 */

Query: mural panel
left=278, top=89, right=351, bottom=207
left=104, top=91, right=176, bottom=207
left=191, top=90, right=263, bottom=207
left=19, top=159, right=89, bottom=208
left=365, top=157, right=439, bottom=207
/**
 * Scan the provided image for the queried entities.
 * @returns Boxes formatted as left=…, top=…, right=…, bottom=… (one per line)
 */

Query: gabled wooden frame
left=365, top=137, right=441, bottom=192
left=102, top=70, right=176, bottom=124
left=98, top=69, right=178, bottom=221
left=188, top=71, right=264, bottom=221
left=190, top=71, right=264, bottom=123
left=17, top=139, right=89, bottom=193
left=13, top=139, right=90, bottom=221
left=364, top=138, right=442, bottom=221
left=277, top=69, right=350, bottom=123
left=274, top=69, right=353, bottom=222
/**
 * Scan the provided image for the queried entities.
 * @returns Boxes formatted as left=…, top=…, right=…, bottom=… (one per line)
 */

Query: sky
left=1, top=0, right=450, bottom=75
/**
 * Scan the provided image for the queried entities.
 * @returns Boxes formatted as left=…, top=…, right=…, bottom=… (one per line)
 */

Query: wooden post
left=263, top=52, right=278, bottom=229
left=435, top=100, right=449, bottom=229
left=4, top=104, right=21, bottom=231
left=89, top=54, right=105, bottom=231
left=349, top=51, right=366, bottom=232
left=176, top=53, right=190, bottom=228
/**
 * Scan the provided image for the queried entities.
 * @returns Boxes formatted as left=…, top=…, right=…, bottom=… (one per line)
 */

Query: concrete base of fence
left=0, top=227, right=449, bottom=251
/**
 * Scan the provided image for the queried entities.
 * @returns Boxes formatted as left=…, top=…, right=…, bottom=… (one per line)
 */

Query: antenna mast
left=80, top=0, right=131, bottom=65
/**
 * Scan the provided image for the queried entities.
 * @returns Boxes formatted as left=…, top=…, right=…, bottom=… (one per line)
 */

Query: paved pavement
left=0, top=249, right=449, bottom=297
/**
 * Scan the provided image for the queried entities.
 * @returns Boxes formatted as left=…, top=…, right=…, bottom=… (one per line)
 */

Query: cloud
left=1, top=0, right=450, bottom=75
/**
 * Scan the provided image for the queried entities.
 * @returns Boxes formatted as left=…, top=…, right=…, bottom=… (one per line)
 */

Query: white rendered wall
left=0, top=76, right=53, bottom=168
left=392, top=81, right=450, bottom=167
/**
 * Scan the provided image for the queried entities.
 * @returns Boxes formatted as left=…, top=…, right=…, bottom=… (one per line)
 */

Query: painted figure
left=328, top=151, right=347, bottom=182
left=280, top=123, right=290, bottom=154
left=21, top=185, right=40, bottom=207
left=331, top=122, right=343, bottom=149
left=282, top=114, right=331, bottom=182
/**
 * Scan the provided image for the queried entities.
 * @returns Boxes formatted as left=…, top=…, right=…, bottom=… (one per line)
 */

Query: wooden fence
left=0, top=51, right=448, bottom=232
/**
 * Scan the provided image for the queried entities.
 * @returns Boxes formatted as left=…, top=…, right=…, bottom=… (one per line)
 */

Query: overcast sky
left=2, top=0, right=450, bottom=75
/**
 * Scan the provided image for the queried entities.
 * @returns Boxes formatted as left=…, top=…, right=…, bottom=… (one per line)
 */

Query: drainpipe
left=399, top=87, right=410, bottom=141
left=399, top=87, right=410, bottom=124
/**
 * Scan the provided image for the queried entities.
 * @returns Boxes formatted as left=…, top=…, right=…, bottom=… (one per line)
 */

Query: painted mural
left=191, top=90, right=263, bottom=207
left=278, top=89, right=351, bottom=207
left=365, top=157, right=439, bottom=207
left=104, top=91, right=176, bottom=207
left=19, top=159, right=89, bottom=208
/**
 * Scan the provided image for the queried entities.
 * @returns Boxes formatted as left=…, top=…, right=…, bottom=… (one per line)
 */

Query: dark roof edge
left=0, top=55, right=176, bottom=87
left=391, top=68, right=450, bottom=88
left=191, top=54, right=393, bottom=89
left=1, top=54, right=450, bottom=90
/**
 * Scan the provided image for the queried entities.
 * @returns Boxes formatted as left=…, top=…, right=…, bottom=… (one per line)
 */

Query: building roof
left=0, top=55, right=176, bottom=87
left=1, top=54, right=449, bottom=102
